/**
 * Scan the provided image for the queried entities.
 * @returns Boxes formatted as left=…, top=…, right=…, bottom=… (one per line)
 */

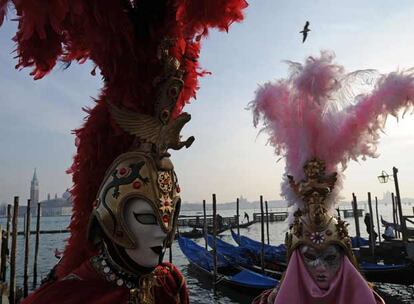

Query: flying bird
left=300, top=21, right=310, bottom=43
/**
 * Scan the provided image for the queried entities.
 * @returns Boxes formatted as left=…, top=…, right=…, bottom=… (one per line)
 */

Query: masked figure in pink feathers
left=251, top=51, right=414, bottom=304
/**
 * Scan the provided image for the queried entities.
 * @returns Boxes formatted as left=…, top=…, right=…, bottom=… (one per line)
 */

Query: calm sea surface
left=1, top=203, right=413, bottom=303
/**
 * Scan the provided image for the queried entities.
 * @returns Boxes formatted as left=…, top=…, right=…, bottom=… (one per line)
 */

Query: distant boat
left=178, top=236, right=278, bottom=294
left=231, top=229, right=287, bottom=264
left=189, top=220, right=254, bottom=231
left=175, top=226, right=228, bottom=239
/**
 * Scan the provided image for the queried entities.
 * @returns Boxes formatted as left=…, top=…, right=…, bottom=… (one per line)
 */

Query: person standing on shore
left=244, top=211, right=250, bottom=223
left=249, top=51, right=414, bottom=303
left=0, top=1, right=248, bottom=303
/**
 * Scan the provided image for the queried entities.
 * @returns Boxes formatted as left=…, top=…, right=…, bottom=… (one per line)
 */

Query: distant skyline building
left=30, top=168, right=39, bottom=206
left=22, top=169, right=72, bottom=217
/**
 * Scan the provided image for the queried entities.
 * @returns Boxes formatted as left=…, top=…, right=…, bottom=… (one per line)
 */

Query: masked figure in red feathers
left=1, top=0, right=248, bottom=303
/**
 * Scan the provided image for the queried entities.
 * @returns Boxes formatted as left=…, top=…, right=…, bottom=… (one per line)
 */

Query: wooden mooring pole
left=265, top=200, right=270, bottom=245
left=367, top=193, right=375, bottom=256
left=260, top=195, right=265, bottom=273
left=351, top=193, right=361, bottom=247
left=203, top=200, right=207, bottom=250
left=33, top=202, right=41, bottom=288
left=23, top=199, right=31, bottom=297
left=393, top=167, right=407, bottom=242
left=212, top=194, right=217, bottom=289
left=375, top=197, right=381, bottom=244
left=391, top=193, right=399, bottom=238
left=236, top=198, right=240, bottom=243
left=6, top=204, right=11, bottom=243
left=1, top=204, right=11, bottom=282
left=9, top=197, right=19, bottom=304
left=0, top=227, right=3, bottom=282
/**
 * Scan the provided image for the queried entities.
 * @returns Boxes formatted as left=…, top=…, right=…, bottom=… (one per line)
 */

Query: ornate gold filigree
left=292, top=209, right=303, bottom=238
left=286, top=158, right=355, bottom=261
left=336, top=219, right=350, bottom=239
left=288, top=158, right=337, bottom=205
left=108, top=102, right=194, bottom=156
left=107, top=37, right=195, bottom=158
left=138, top=274, right=156, bottom=304
left=153, top=38, right=185, bottom=125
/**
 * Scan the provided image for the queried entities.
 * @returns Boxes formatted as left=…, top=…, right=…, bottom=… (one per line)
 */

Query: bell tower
left=30, top=168, right=39, bottom=206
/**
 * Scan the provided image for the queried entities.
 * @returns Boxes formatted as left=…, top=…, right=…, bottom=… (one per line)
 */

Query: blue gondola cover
left=230, top=269, right=278, bottom=288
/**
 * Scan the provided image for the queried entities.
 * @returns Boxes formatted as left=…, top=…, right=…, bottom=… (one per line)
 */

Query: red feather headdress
left=1, top=0, right=248, bottom=278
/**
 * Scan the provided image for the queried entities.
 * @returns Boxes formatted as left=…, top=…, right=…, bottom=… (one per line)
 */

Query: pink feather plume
left=251, top=51, right=414, bottom=211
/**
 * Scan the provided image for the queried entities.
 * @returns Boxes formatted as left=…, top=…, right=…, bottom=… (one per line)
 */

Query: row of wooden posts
left=2, top=197, right=43, bottom=304
left=204, top=189, right=410, bottom=286
left=350, top=189, right=408, bottom=256
left=5, top=190, right=406, bottom=297
left=200, top=195, right=271, bottom=288
left=3, top=192, right=407, bottom=300
left=1, top=194, right=275, bottom=299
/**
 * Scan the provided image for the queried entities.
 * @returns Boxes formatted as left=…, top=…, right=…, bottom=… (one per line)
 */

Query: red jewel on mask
left=176, top=185, right=181, bottom=193
left=119, top=167, right=127, bottom=175
left=162, top=215, right=169, bottom=223
left=133, top=181, right=141, bottom=189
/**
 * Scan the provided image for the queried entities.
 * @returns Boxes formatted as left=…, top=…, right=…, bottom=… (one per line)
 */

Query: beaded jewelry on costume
left=91, top=248, right=141, bottom=289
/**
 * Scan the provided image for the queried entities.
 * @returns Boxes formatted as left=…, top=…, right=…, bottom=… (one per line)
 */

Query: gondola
left=381, top=217, right=414, bottom=238
left=231, top=229, right=370, bottom=253
left=177, top=220, right=256, bottom=239
left=206, top=234, right=284, bottom=279
left=360, top=260, right=414, bottom=285
left=175, top=226, right=227, bottom=239
left=177, top=236, right=278, bottom=294
left=230, top=231, right=414, bottom=285
left=231, top=229, right=287, bottom=265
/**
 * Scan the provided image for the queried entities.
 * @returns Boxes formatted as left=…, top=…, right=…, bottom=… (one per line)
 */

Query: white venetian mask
left=123, top=198, right=167, bottom=268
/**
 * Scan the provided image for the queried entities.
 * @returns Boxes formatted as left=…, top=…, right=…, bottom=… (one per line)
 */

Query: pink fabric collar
left=274, top=250, right=383, bottom=304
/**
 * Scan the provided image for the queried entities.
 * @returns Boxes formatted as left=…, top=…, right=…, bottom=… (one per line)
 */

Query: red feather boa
left=1, top=0, right=248, bottom=278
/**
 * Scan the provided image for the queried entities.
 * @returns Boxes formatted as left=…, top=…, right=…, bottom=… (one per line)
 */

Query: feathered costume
left=250, top=51, right=414, bottom=304
left=1, top=1, right=248, bottom=303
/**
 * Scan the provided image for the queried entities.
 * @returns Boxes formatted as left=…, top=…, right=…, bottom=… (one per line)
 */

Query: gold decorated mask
left=89, top=151, right=181, bottom=249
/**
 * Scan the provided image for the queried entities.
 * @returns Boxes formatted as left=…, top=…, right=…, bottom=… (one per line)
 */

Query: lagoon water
left=2, top=203, right=413, bottom=303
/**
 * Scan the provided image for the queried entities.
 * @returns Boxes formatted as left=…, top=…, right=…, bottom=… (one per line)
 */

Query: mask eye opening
left=134, top=212, right=158, bottom=225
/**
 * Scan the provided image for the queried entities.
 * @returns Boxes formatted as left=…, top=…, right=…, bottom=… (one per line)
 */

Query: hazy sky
left=2, top=1, right=414, bottom=205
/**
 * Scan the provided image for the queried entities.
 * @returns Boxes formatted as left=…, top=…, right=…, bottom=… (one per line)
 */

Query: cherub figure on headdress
left=288, top=158, right=337, bottom=205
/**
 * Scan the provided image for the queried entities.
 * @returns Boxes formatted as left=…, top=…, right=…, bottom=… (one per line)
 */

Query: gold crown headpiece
left=285, top=158, right=354, bottom=261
